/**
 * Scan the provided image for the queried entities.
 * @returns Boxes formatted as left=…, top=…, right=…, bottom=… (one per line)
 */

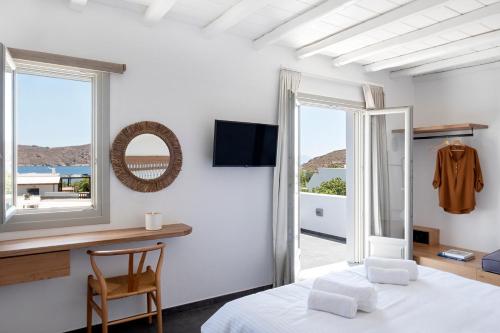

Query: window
left=1, top=45, right=110, bottom=230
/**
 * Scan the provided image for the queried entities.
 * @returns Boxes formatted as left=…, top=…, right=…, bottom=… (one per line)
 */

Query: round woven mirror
left=111, top=121, right=182, bottom=192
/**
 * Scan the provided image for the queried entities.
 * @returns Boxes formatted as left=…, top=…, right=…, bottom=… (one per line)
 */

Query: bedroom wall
left=0, top=1, right=414, bottom=332
left=413, top=65, right=500, bottom=253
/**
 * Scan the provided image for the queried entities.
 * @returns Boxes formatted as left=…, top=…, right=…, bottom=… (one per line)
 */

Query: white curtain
left=363, top=85, right=391, bottom=237
left=273, top=69, right=301, bottom=287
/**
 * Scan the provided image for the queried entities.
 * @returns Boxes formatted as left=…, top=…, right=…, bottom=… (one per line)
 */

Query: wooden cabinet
left=413, top=243, right=500, bottom=287
left=476, top=270, right=500, bottom=287
left=417, top=255, right=477, bottom=279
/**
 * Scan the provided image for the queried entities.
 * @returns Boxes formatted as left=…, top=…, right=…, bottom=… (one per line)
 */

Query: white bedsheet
left=201, top=265, right=500, bottom=333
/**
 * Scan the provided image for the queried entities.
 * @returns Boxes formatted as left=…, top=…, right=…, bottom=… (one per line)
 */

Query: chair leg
left=156, top=290, right=163, bottom=333
left=101, top=300, right=109, bottom=333
left=87, top=285, right=93, bottom=333
left=147, top=292, right=153, bottom=325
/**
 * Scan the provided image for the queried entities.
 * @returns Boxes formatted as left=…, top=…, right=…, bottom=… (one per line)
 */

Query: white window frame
left=0, top=59, right=110, bottom=232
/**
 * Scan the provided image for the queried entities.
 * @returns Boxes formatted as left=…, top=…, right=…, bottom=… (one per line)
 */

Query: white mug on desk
left=145, top=212, right=163, bottom=230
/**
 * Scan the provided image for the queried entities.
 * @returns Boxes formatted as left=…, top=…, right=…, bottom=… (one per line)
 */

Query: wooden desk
left=413, top=243, right=500, bottom=286
left=0, top=224, right=192, bottom=286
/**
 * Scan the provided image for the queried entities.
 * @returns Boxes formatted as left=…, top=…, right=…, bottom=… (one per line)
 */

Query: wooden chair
left=87, top=242, right=165, bottom=333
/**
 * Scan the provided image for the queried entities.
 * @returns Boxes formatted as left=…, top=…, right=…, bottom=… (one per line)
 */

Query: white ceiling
left=74, top=0, right=500, bottom=76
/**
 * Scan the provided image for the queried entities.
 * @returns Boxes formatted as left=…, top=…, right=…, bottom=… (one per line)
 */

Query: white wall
left=413, top=65, right=500, bottom=253
left=300, top=193, right=347, bottom=239
left=0, top=1, right=414, bottom=332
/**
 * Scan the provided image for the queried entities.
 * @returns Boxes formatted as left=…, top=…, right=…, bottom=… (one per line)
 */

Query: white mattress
left=201, top=265, right=500, bottom=333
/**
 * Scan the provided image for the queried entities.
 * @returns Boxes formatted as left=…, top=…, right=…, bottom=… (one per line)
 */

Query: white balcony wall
left=300, top=192, right=347, bottom=239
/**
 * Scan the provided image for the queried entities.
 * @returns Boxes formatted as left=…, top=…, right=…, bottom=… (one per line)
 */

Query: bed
left=201, top=265, right=500, bottom=333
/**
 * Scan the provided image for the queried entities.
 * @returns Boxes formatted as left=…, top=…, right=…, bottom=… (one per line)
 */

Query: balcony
left=299, top=192, right=348, bottom=275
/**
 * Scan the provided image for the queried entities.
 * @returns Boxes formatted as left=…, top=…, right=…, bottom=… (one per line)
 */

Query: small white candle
left=145, top=212, right=163, bottom=230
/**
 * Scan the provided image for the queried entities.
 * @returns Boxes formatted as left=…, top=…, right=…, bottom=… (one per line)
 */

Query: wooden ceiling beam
left=333, top=2, right=500, bottom=67
left=203, top=0, right=275, bottom=37
left=365, top=29, right=500, bottom=72
left=297, top=0, right=448, bottom=59
left=253, top=0, right=357, bottom=50
left=144, top=0, right=178, bottom=23
left=390, top=46, right=500, bottom=77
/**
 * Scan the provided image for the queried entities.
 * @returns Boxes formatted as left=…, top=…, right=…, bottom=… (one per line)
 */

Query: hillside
left=18, top=144, right=90, bottom=166
left=301, top=149, right=346, bottom=172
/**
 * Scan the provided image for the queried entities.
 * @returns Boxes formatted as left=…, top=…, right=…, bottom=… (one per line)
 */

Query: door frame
left=293, top=94, right=414, bottom=277
left=362, top=106, right=413, bottom=260
left=295, top=93, right=366, bottom=278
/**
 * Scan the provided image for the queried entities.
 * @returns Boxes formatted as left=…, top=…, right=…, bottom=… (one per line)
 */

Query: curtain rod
left=8, top=48, right=126, bottom=74
left=280, top=66, right=384, bottom=88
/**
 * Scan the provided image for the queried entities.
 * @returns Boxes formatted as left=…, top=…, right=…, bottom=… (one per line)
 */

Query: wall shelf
left=393, top=123, right=488, bottom=140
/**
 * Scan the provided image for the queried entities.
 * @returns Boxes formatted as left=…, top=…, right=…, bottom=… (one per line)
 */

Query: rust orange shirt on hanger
left=433, top=145, right=484, bottom=214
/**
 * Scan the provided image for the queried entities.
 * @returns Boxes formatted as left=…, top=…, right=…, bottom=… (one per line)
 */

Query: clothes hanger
left=432, top=138, right=466, bottom=152
left=450, top=138, right=465, bottom=152
left=433, top=139, right=450, bottom=151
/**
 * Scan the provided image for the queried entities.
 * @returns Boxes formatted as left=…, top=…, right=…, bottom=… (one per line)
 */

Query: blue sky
left=300, top=105, right=346, bottom=164
left=17, top=73, right=91, bottom=147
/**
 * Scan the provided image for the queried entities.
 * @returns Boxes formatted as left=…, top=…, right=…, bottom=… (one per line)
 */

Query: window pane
left=16, top=73, right=92, bottom=211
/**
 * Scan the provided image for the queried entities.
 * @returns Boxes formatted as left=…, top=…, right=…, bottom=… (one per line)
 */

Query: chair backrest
left=87, top=242, right=165, bottom=295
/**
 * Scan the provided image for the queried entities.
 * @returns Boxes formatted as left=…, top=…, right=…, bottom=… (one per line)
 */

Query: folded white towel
left=313, top=278, right=377, bottom=312
left=308, top=289, right=358, bottom=319
left=364, top=257, right=419, bottom=281
left=367, top=266, right=410, bottom=286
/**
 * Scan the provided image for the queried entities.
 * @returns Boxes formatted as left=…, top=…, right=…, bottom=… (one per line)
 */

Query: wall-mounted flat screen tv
left=213, top=120, right=278, bottom=167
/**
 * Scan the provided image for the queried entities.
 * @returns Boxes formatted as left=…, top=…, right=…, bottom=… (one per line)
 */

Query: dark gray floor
left=70, top=301, right=224, bottom=333
left=68, top=285, right=272, bottom=333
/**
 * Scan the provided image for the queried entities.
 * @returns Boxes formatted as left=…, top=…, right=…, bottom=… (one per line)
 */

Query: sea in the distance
left=18, top=165, right=91, bottom=176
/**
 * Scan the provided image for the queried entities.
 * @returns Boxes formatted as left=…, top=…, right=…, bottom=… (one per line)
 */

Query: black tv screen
left=213, top=120, right=278, bottom=167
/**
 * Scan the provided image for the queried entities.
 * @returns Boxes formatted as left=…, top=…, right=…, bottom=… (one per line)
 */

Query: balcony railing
left=300, top=192, right=347, bottom=239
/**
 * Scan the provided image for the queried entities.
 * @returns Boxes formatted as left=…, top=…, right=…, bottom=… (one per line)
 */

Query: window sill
left=0, top=214, right=109, bottom=232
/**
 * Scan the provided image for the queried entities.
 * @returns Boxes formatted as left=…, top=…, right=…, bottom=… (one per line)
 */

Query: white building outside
left=17, top=173, right=60, bottom=196
left=306, top=167, right=346, bottom=191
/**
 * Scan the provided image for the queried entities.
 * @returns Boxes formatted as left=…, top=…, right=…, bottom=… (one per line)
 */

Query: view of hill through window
left=16, top=72, right=93, bottom=210
left=300, top=106, right=347, bottom=196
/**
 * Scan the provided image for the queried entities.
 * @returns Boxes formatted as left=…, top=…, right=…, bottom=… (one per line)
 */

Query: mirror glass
left=125, top=134, right=170, bottom=180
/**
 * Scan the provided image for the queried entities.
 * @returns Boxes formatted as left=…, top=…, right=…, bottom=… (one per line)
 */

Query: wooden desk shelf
left=413, top=243, right=500, bottom=287
left=0, top=224, right=192, bottom=286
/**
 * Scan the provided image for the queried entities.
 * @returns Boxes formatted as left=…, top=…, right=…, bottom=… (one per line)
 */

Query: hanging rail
left=392, top=123, right=487, bottom=140
left=414, top=128, right=474, bottom=140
